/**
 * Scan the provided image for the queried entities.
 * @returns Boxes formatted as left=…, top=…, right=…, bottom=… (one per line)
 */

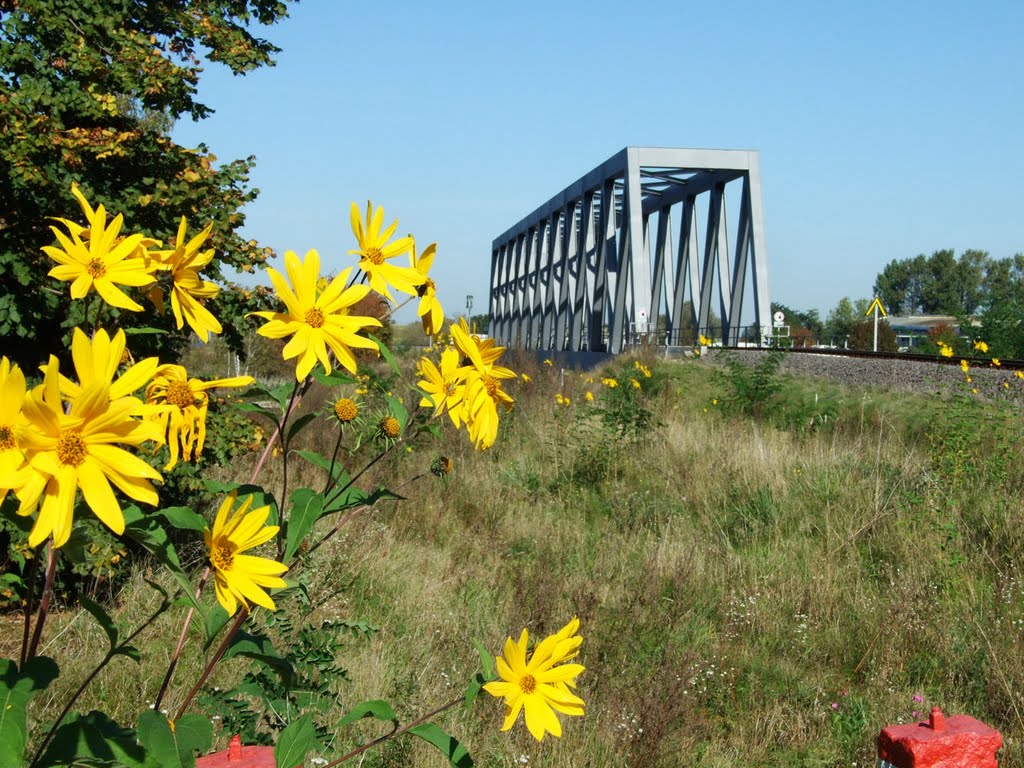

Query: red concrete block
left=878, top=707, right=1002, bottom=768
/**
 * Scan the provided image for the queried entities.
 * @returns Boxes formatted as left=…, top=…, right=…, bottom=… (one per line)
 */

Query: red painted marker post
left=877, top=706, right=1002, bottom=767
left=195, top=735, right=279, bottom=768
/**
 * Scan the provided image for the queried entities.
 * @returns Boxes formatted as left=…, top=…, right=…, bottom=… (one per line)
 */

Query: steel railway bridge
left=488, top=147, right=771, bottom=354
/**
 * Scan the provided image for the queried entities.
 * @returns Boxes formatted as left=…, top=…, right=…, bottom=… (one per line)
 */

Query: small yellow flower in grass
left=972, top=388, right=979, bottom=394
left=42, top=184, right=156, bottom=311
left=250, top=250, right=382, bottom=381
left=992, top=358, right=1001, bottom=367
left=146, top=217, right=223, bottom=342
left=630, top=378, right=641, bottom=390
left=1004, top=382, right=1010, bottom=389
left=451, top=321, right=516, bottom=450
left=484, top=617, right=585, bottom=741
left=521, top=373, right=531, bottom=383
left=349, top=201, right=423, bottom=301
left=378, top=415, right=401, bottom=440
left=938, top=342, right=954, bottom=358
left=974, top=340, right=989, bottom=353
left=145, top=364, right=254, bottom=470
left=543, top=359, right=553, bottom=367
left=698, top=334, right=712, bottom=347
left=16, top=359, right=163, bottom=548
left=601, top=377, right=618, bottom=388
left=554, top=393, right=571, bottom=407
left=966, top=376, right=972, bottom=384
left=585, top=391, right=594, bottom=402
left=1016, top=371, right=1024, bottom=380
left=712, top=398, right=719, bottom=406
left=205, top=493, right=288, bottom=616
left=960, top=359, right=970, bottom=373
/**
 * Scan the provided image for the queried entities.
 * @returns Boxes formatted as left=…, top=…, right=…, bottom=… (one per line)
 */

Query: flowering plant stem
left=153, top=566, right=211, bottom=711
left=24, top=541, right=58, bottom=662
left=324, top=694, right=464, bottom=767
left=174, top=607, right=249, bottom=720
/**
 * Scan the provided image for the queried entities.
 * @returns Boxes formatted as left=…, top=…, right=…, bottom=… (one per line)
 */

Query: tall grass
left=17, top=352, right=1024, bottom=766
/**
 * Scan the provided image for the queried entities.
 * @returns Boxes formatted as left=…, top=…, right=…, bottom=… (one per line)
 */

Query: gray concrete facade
left=489, top=147, right=771, bottom=352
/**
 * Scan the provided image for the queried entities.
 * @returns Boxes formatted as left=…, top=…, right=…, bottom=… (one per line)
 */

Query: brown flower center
left=0, top=424, right=14, bottom=451
left=519, top=674, right=537, bottom=694
left=305, top=307, right=326, bottom=328
left=165, top=381, right=196, bottom=409
left=364, top=247, right=385, bottom=266
left=56, top=430, right=87, bottom=466
left=380, top=416, right=400, bottom=438
left=482, top=375, right=499, bottom=398
left=211, top=541, right=235, bottom=571
left=334, top=398, right=358, bottom=422
left=86, top=258, right=107, bottom=278
left=417, top=278, right=435, bottom=297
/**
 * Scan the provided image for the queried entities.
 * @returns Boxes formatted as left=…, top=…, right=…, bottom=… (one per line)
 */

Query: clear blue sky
left=172, top=0, right=1024, bottom=324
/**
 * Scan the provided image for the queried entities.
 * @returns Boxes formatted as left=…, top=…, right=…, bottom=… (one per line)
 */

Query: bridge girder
left=489, top=147, right=771, bottom=352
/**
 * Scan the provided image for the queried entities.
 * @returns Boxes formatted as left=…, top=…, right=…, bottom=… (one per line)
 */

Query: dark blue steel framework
left=489, top=147, right=771, bottom=352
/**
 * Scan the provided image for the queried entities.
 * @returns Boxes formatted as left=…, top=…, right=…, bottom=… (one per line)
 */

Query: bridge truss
left=489, top=147, right=771, bottom=353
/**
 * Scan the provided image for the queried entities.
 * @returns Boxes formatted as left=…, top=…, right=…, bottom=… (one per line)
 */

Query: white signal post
left=865, top=297, right=887, bottom=352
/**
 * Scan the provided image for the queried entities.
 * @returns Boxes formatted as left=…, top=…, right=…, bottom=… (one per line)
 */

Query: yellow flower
left=56, top=328, right=160, bottom=404
left=147, top=217, right=223, bottom=342
left=349, top=201, right=424, bottom=301
left=0, top=357, right=29, bottom=505
left=972, top=388, right=978, bottom=394
left=145, top=365, right=254, bottom=470
left=521, top=373, right=531, bottom=383
left=974, top=340, right=989, bottom=353
left=543, top=359, right=553, bottom=367
left=204, top=493, right=288, bottom=616
left=411, top=240, right=444, bottom=337
left=451, top=322, right=516, bottom=450
left=585, top=391, right=594, bottom=402
left=250, top=250, right=382, bottom=381
left=712, top=398, right=719, bottom=406
left=992, top=358, right=1001, bottom=367
left=378, top=415, right=401, bottom=440
left=601, top=377, right=618, bottom=388
left=483, top=617, right=585, bottom=741
left=698, top=334, right=712, bottom=347
left=417, top=348, right=465, bottom=425
left=1016, top=371, right=1024, bottom=380
left=16, top=359, right=162, bottom=548
left=42, top=183, right=155, bottom=311
left=938, top=342, right=953, bottom=358
left=960, top=359, right=970, bottom=373
left=631, top=378, right=641, bottom=390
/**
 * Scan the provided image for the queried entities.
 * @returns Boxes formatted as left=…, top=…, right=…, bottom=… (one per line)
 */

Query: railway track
left=712, top=344, right=1024, bottom=372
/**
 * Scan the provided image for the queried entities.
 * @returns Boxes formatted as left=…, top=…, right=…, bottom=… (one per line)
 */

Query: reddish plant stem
left=20, top=553, right=39, bottom=667
left=153, top=566, right=210, bottom=710
left=25, top=542, right=58, bottom=662
left=174, top=606, right=248, bottom=720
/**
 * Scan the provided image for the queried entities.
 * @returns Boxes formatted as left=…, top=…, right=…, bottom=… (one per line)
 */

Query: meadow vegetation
left=9, top=336, right=1024, bottom=767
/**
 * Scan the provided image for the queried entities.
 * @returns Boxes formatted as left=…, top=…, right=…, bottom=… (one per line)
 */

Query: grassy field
left=16, top=347, right=1024, bottom=767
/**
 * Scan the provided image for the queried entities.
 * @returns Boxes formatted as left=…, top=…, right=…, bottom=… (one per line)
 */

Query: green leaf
left=80, top=596, right=119, bottom=651
left=336, top=699, right=398, bottom=730
left=123, top=326, right=168, bottom=336
left=274, top=714, right=316, bottom=768
left=36, top=710, right=145, bottom=768
left=473, top=639, right=495, bottom=680
left=122, top=506, right=199, bottom=611
left=293, top=450, right=349, bottom=485
left=136, top=710, right=212, bottom=768
left=407, top=723, right=473, bottom=768
left=285, top=412, right=318, bottom=443
left=464, top=673, right=488, bottom=711
left=283, top=488, right=323, bottom=563
left=156, top=506, right=207, bottom=532
left=203, top=604, right=231, bottom=651
left=0, top=657, right=59, bottom=768
left=312, top=368, right=357, bottom=387
left=269, top=382, right=296, bottom=413
left=222, top=631, right=293, bottom=684
left=385, top=393, right=409, bottom=432
left=367, top=335, right=400, bottom=376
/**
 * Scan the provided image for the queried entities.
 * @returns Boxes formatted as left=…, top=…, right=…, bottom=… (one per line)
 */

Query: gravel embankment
left=704, top=349, right=1024, bottom=405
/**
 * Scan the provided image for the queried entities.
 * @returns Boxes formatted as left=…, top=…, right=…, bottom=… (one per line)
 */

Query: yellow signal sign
left=865, top=297, right=887, bottom=318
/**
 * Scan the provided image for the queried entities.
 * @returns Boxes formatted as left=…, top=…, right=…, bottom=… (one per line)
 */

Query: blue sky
left=172, top=0, right=1024, bottom=324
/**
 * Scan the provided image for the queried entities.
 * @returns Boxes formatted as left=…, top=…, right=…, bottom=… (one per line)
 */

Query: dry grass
left=20, top=353, right=1024, bottom=766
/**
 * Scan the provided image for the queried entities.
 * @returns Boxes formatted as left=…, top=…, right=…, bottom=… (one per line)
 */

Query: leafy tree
left=0, top=0, right=294, bottom=368
left=823, top=297, right=868, bottom=344
left=874, top=249, right=990, bottom=316
left=770, top=302, right=822, bottom=338
left=849, top=318, right=897, bottom=352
